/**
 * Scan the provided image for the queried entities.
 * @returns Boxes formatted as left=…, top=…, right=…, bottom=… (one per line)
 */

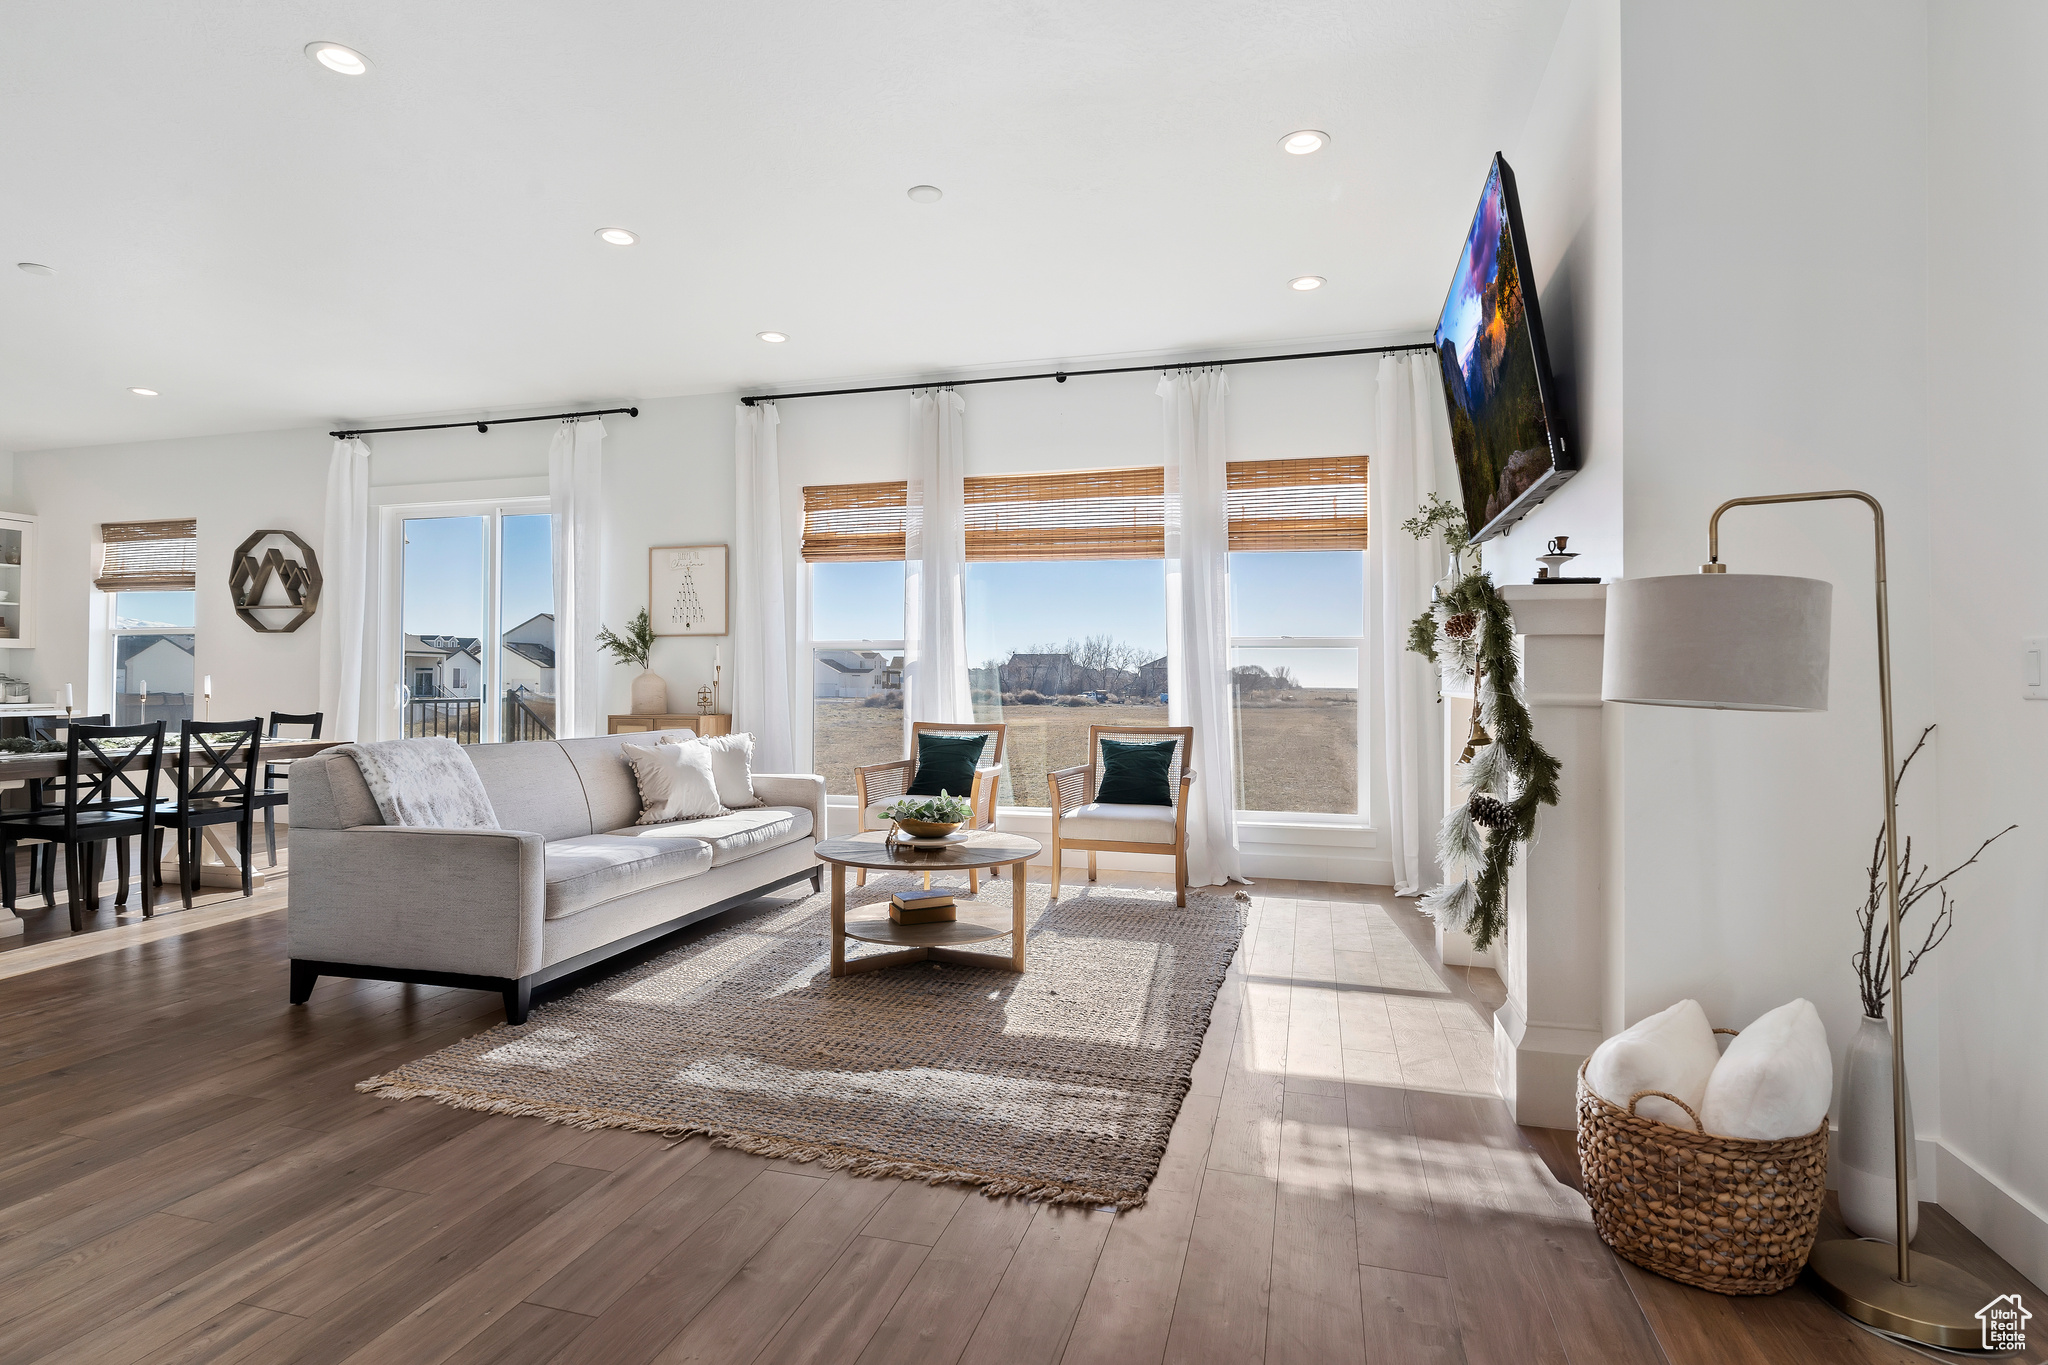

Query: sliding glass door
left=390, top=499, right=554, bottom=744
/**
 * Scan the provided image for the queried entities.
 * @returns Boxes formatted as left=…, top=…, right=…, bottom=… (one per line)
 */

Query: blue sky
left=403, top=514, right=553, bottom=637
left=813, top=550, right=1362, bottom=686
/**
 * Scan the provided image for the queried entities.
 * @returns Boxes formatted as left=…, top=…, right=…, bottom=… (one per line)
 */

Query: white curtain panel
left=904, top=388, right=973, bottom=725
left=318, top=438, right=372, bottom=739
left=1158, top=367, right=1246, bottom=887
left=549, top=417, right=606, bottom=738
left=1372, top=354, right=1448, bottom=896
left=733, top=402, right=795, bottom=770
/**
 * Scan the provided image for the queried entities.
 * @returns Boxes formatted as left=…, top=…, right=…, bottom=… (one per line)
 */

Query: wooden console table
left=607, top=714, right=731, bottom=737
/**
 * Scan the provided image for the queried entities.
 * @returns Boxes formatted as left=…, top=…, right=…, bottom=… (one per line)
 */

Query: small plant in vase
left=889, top=792, right=972, bottom=841
left=597, top=609, right=667, bottom=715
left=1837, top=725, right=2015, bottom=1243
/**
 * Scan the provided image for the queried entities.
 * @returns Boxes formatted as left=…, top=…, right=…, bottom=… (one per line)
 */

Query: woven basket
left=1575, top=1046, right=1829, bottom=1295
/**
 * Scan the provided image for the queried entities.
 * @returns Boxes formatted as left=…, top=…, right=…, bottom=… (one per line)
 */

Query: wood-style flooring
left=0, top=871, right=2037, bottom=1365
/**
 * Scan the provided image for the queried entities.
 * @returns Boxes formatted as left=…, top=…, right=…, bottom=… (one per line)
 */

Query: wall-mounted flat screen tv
left=1433, top=152, right=1575, bottom=543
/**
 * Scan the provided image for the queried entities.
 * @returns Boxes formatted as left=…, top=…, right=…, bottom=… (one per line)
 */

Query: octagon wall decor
left=230, top=530, right=322, bottom=633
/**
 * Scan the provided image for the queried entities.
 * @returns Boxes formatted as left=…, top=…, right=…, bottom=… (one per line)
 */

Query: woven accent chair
left=1047, top=724, right=1194, bottom=906
left=853, top=721, right=1008, bottom=891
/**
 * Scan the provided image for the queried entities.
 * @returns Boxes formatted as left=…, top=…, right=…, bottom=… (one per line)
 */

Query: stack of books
left=890, top=889, right=958, bottom=924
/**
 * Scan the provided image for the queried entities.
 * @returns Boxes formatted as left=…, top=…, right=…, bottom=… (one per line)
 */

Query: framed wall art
left=650, top=544, right=728, bottom=636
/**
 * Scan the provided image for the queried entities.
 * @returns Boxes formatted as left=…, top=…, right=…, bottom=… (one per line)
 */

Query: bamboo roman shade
left=964, top=466, right=1165, bottom=561
left=96, top=519, right=198, bottom=591
left=802, top=482, right=908, bottom=561
left=1226, top=456, right=1368, bottom=551
left=803, top=455, right=1364, bottom=562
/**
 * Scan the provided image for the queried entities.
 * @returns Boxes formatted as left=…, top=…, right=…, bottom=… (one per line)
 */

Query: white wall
left=1485, top=0, right=1624, bottom=591
left=1613, top=0, right=1942, bottom=1201
left=1925, top=0, right=2048, bottom=1287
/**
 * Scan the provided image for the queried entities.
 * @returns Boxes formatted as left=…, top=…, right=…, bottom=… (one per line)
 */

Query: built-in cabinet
left=0, top=513, right=36, bottom=650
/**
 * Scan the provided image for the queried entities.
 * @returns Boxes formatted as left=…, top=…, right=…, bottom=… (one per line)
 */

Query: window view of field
left=809, top=552, right=1361, bottom=816
left=812, top=674, right=1358, bottom=813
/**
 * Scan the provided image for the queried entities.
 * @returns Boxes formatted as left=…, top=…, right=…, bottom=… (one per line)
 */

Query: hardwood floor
left=0, top=870, right=2037, bottom=1364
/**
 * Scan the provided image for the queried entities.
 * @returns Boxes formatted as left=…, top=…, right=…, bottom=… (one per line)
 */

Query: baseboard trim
left=1936, top=1139, right=2048, bottom=1291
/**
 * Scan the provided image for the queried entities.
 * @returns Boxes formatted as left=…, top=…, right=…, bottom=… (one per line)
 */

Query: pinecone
left=1443, top=612, right=1478, bottom=639
left=1468, top=794, right=1514, bottom=831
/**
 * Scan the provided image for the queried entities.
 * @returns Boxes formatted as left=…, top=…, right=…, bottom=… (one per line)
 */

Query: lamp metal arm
left=1703, top=488, right=1911, bottom=1287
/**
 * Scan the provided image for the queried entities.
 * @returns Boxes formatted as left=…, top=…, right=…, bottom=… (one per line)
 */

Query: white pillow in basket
left=1700, top=999, right=1831, bottom=1141
left=661, top=731, right=759, bottom=809
left=624, top=740, right=727, bottom=824
left=1585, top=998, right=1720, bottom=1129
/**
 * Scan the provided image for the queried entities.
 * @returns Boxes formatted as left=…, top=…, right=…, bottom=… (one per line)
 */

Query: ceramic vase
left=1838, top=1013, right=1919, bottom=1244
left=629, top=669, right=668, bottom=716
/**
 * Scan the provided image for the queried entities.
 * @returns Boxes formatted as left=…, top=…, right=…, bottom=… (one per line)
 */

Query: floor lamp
left=1601, top=490, right=1994, bottom=1351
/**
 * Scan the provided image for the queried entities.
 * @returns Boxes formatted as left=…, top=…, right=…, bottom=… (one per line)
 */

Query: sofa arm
left=752, top=773, right=827, bottom=845
left=287, top=825, right=546, bottom=980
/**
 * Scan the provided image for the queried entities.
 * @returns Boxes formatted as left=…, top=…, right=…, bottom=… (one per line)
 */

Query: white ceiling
left=0, top=0, right=1569, bottom=451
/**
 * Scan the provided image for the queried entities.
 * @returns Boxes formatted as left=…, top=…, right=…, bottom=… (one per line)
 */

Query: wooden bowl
left=895, top=818, right=963, bottom=839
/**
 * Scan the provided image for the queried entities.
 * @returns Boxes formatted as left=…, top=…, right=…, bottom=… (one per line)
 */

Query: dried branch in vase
left=1852, top=724, right=2016, bottom=1018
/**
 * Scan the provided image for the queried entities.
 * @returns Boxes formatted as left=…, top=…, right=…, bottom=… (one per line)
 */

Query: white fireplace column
left=1490, top=584, right=1608, bottom=1128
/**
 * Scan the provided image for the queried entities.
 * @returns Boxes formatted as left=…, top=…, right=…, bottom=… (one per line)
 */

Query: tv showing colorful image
left=1434, top=153, right=1575, bottom=543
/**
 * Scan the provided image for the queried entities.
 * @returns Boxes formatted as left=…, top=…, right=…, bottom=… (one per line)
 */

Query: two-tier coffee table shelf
left=811, top=829, right=1041, bottom=977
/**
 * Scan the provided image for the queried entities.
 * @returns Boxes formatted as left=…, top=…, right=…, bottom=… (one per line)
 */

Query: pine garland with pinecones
left=1400, top=494, right=1563, bottom=951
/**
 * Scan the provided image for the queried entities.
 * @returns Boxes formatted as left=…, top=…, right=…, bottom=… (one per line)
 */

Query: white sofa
left=285, top=731, right=824, bottom=1022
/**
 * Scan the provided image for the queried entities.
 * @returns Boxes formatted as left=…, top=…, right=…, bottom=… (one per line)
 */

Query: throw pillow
left=905, top=732, right=987, bottom=798
left=665, top=731, right=760, bottom=808
left=1700, top=999, right=1832, bottom=1140
left=624, top=740, right=727, bottom=825
left=1095, top=738, right=1178, bottom=806
left=1585, top=998, right=1721, bottom=1130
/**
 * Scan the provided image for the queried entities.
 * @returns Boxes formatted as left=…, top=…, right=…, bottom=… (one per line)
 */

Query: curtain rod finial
left=628, top=406, right=639, bottom=416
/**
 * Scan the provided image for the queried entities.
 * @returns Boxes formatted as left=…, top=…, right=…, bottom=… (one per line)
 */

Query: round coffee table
left=813, top=829, right=1041, bottom=977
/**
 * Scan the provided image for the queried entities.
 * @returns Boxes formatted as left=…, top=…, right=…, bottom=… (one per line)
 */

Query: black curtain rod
left=329, top=406, right=639, bottom=439
left=737, top=341, right=1436, bottom=405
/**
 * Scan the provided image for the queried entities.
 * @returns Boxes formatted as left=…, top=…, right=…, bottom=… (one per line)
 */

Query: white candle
left=203, top=675, right=212, bottom=699
left=64, top=683, right=73, bottom=708
left=714, top=645, right=721, bottom=668
left=140, top=680, right=148, bottom=700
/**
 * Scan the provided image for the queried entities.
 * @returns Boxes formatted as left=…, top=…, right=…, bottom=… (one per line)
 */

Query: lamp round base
left=1806, top=1239, right=2006, bottom=1352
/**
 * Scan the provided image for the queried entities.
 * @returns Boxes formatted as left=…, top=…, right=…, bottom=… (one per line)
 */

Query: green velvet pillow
left=906, top=732, right=988, bottom=798
left=1095, top=738, right=1178, bottom=806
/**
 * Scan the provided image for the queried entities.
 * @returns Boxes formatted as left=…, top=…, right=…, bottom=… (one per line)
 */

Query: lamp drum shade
left=1602, top=574, right=1832, bottom=711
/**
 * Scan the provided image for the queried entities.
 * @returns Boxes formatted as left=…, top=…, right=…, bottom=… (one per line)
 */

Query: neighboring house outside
left=1136, top=656, right=1168, bottom=698
left=501, top=613, right=557, bottom=699
left=815, top=650, right=902, bottom=699
left=1002, top=652, right=1074, bottom=694
left=118, top=635, right=195, bottom=696
left=404, top=634, right=484, bottom=698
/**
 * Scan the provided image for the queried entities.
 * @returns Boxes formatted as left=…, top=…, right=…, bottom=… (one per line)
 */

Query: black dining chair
left=152, top=719, right=263, bottom=909
left=20, top=713, right=111, bottom=903
left=0, top=721, right=165, bottom=931
left=253, top=710, right=321, bottom=868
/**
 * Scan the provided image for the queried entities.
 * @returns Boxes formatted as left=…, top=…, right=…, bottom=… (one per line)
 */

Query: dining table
left=0, top=737, right=345, bottom=925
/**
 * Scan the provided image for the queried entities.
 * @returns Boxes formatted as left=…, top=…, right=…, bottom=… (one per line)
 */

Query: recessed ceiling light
left=756, top=332, right=788, bottom=344
left=1289, top=275, right=1326, bottom=291
left=907, top=185, right=943, bottom=204
left=17, top=262, right=54, bottom=277
left=1280, top=130, right=1329, bottom=155
left=305, top=41, right=370, bottom=75
left=128, top=388, right=159, bottom=397
left=595, top=227, right=638, bottom=246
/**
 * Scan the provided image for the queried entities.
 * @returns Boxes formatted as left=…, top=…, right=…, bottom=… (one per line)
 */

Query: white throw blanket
left=338, top=738, right=500, bottom=829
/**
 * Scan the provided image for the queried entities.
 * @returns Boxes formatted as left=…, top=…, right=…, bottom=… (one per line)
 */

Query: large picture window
left=801, top=455, right=1364, bottom=818
left=99, top=519, right=198, bottom=727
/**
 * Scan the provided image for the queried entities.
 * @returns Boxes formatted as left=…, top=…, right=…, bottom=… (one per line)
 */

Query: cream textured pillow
left=624, top=740, right=727, bottom=825
left=1585, top=999, right=1721, bottom=1130
left=663, top=731, right=759, bottom=808
left=1700, top=999, right=1831, bottom=1140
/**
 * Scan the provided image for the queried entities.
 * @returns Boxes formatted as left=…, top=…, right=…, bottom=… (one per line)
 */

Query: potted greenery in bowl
left=889, top=792, right=972, bottom=840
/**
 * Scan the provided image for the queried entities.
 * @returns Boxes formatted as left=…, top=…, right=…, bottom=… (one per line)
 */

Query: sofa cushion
left=611, top=805, right=814, bottom=867
left=543, top=833, right=713, bottom=921
left=624, top=740, right=728, bottom=823
left=466, top=741, right=594, bottom=840
left=559, top=732, right=698, bottom=833
left=1059, top=802, right=1177, bottom=844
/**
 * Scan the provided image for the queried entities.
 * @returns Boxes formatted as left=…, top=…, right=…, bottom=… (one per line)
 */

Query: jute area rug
left=360, top=875, right=1247, bottom=1208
